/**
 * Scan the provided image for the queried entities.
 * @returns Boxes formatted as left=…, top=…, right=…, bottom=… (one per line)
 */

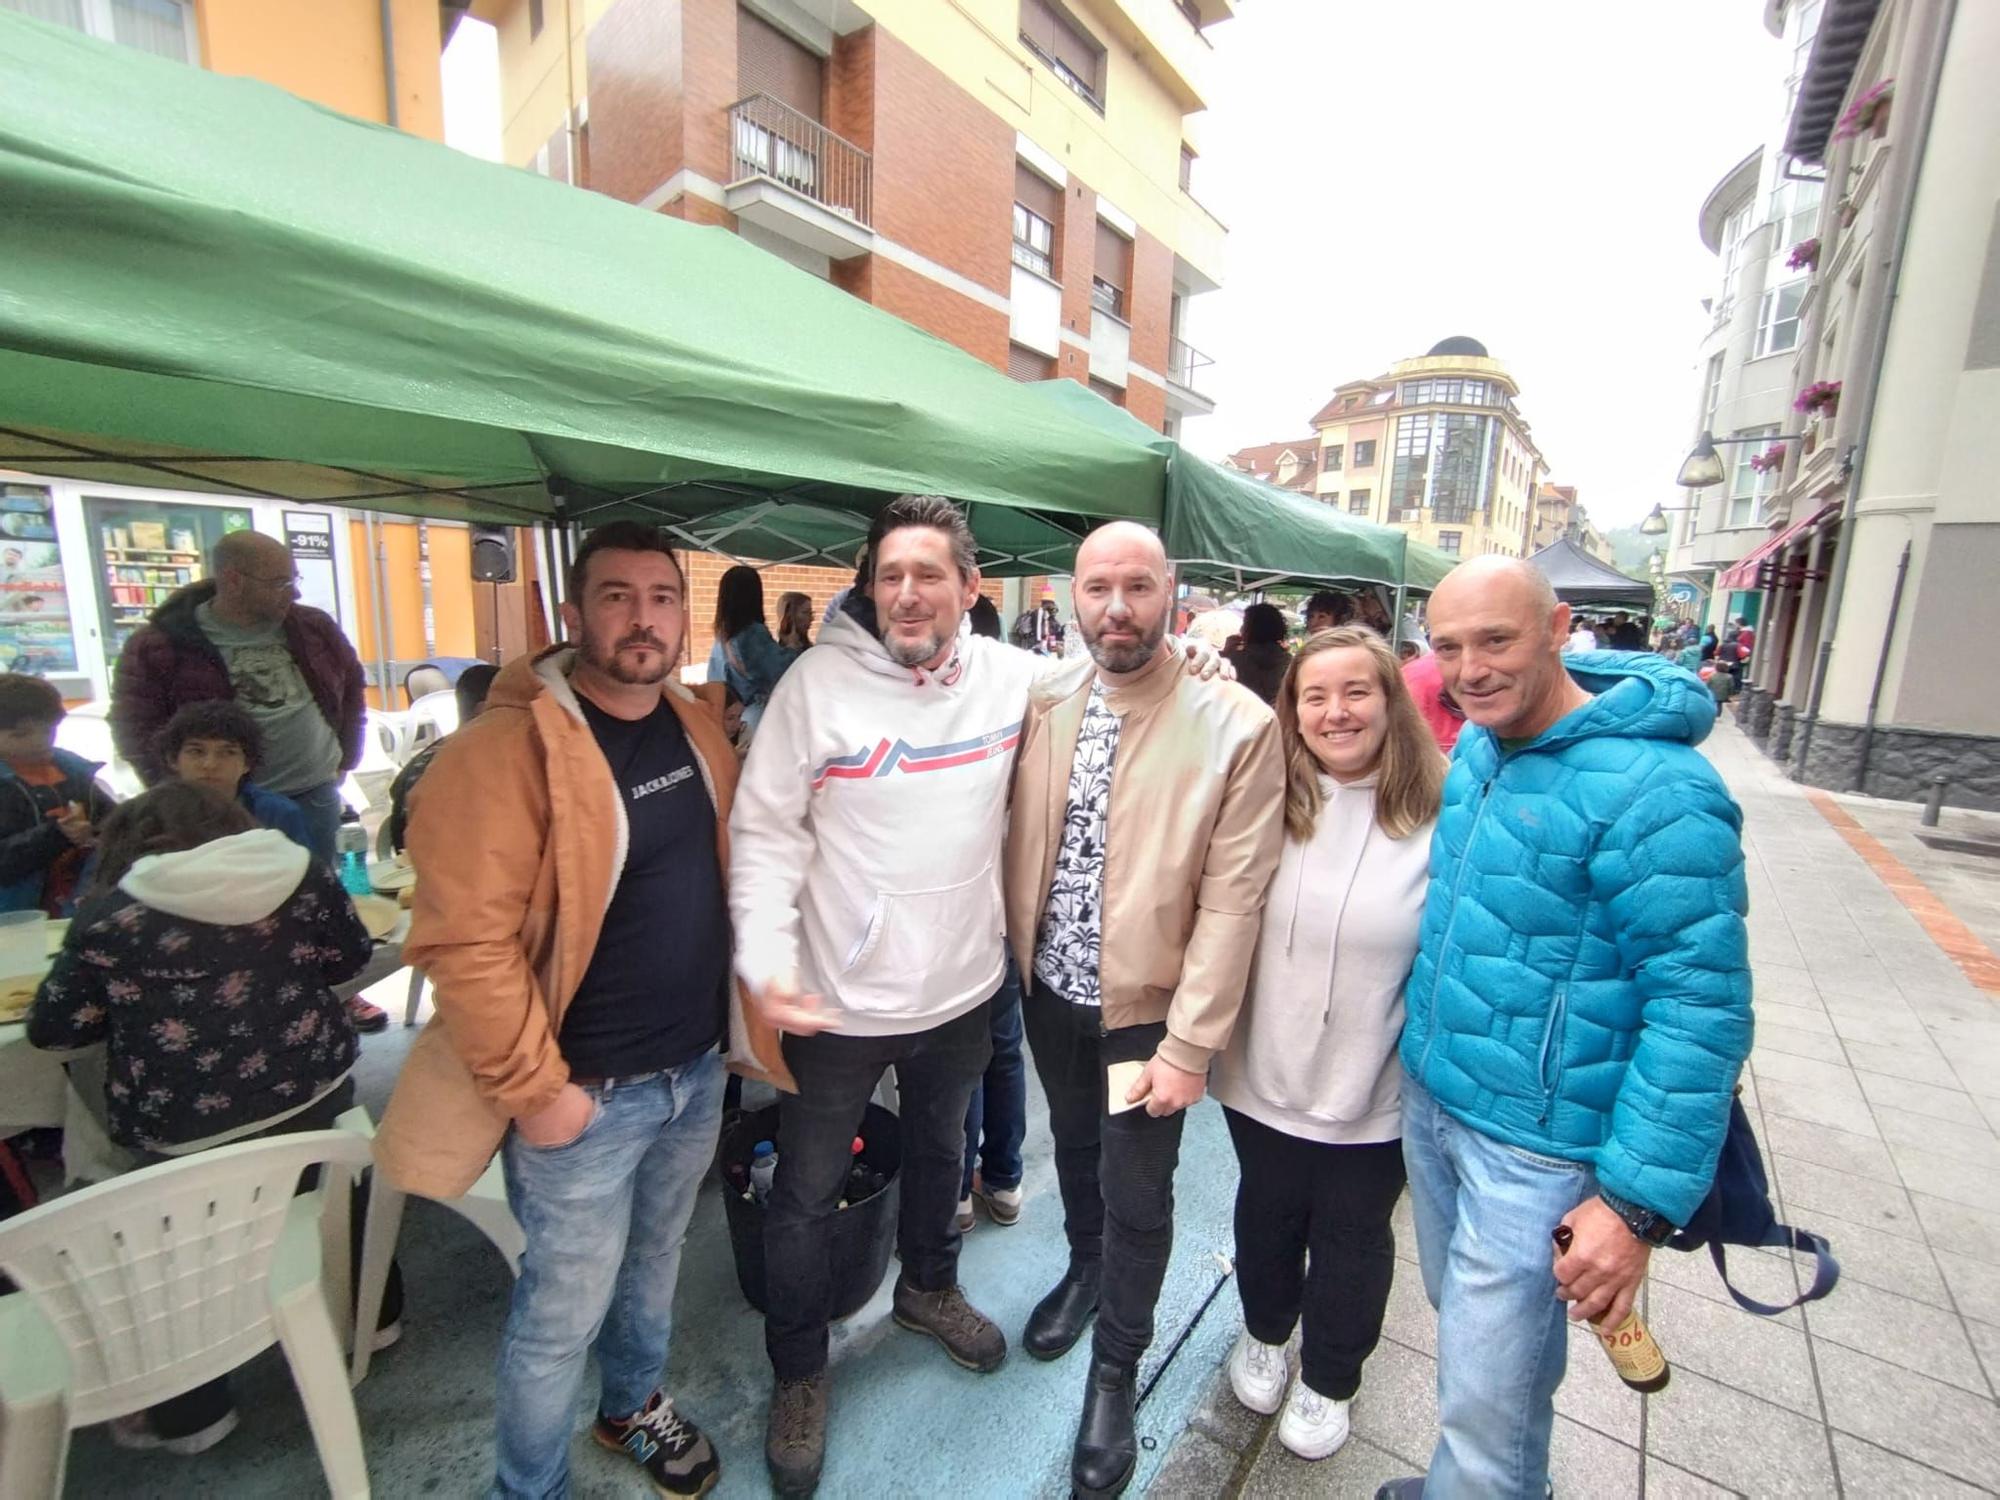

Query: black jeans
left=1223, top=1106, right=1406, bottom=1400
left=764, top=1001, right=992, bottom=1381
left=1022, top=981, right=1183, bottom=1371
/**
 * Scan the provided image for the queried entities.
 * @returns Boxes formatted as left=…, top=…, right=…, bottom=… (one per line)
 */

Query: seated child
left=156, top=699, right=312, bottom=851
left=0, top=672, right=113, bottom=915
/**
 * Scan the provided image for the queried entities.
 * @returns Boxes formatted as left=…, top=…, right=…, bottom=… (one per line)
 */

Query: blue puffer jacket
left=1400, top=651, right=1752, bottom=1225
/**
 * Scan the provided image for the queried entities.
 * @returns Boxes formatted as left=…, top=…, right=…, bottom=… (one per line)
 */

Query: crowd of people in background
left=9, top=504, right=1756, bottom=1500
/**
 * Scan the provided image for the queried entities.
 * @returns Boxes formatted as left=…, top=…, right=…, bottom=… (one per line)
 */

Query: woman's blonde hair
left=1276, top=625, right=1445, bottom=842
left=775, top=591, right=813, bottom=650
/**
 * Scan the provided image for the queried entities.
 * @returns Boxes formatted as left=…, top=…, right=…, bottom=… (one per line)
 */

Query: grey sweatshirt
left=1210, top=774, right=1432, bottom=1145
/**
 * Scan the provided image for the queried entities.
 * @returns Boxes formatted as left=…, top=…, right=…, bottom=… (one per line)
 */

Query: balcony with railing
left=1163, top=336, right=1216, bottom=414
left=724, top=94, right=874, bottom=260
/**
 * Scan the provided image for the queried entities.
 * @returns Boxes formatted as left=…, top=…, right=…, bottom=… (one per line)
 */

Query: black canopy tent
left=1527, top=537, right=1655, bottom=611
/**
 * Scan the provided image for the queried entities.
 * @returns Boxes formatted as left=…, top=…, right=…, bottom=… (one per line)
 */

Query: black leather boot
left=1024, top=1272, right=1101, bottom=1361
left=1071, top=1358, right=1136, bottom=1498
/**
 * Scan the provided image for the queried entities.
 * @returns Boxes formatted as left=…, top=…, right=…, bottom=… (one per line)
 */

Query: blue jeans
left=284, top=780, right=344, bottom=869
left=492, top=1049, right=723, bottom=1499
left=962, top=960, right=1026, bottom=1196
left=1401, top=1078, right=1595, bottom=1499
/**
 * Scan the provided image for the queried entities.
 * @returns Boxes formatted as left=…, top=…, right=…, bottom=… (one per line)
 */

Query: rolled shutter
left=1014, top=162, right=1061, bottom=223
left=1008, top=344, right=1053, bottom=382
left=1094, top=220, right=1129, bottom=294
left=738, top=6, right=823, bottom=120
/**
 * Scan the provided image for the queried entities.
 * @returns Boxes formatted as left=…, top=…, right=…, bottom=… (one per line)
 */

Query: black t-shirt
left=557, top=694, right=730, bottom=1079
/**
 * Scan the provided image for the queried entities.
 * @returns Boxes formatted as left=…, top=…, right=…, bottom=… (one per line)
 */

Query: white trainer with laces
left=1226, top=1329, right=1288, bottom=1415
left=1278, top=1379, right=1351, bottom=1461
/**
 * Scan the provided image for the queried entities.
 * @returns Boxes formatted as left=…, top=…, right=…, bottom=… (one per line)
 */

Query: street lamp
left=1639, top=502, right=1696, bottom=536
left=1676, top=432, right=1728, bottom=489
left=1674, top=428, right=1807, bottom=490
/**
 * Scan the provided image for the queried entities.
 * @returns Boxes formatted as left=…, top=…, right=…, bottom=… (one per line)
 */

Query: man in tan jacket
left=376, top=521, right=786, bottom=1500
left=1004, top=522, right=1285, bottom=1499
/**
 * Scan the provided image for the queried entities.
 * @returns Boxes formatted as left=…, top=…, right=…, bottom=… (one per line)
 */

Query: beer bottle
left=1551, top=1225, right=1670, bottom=1393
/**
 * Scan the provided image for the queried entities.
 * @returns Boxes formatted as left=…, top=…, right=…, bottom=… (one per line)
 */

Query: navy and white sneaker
left=593, top=1390, right=720, bottom=1497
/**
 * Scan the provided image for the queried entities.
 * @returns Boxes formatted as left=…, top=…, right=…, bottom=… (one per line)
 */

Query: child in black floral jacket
left=29, top=781, right=372, bottom=1153
left=27, top=781, right=384, bottom=1455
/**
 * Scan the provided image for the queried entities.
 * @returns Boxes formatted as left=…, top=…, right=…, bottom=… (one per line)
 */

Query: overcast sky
left=1176, top=1, right=1787, bottom=527
left=443, top=3, right=1788, bottom=529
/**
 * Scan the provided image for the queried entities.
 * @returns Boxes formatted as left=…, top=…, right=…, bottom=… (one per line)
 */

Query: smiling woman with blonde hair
left=1209, top=624, right=1444, bottom=1461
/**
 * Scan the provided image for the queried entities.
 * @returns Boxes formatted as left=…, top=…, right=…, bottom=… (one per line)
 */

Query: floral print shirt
left=27, top=862, right=372, bottom=1149
left=1033, top=683, right=1121, bottom=1006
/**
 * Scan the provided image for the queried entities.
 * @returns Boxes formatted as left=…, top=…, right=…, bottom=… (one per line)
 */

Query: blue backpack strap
left=1708, top=1228, right=1839, bottom=1316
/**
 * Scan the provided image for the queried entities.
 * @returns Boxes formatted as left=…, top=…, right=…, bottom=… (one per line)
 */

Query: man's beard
left=580, top=627, right=672, bottom=685
left=883, top=623, right=950, bottom=669
left=1084, top=613, right=1166, bottom=674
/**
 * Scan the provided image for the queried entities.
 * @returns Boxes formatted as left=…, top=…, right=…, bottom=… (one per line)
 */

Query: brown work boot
left=891, top=1278, right=1008, bottom=1372
left=765, top=1372, right=828, bottom=1497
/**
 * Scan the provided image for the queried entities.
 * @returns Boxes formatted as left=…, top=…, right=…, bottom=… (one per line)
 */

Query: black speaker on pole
left=470, top=525, right=516, bottom=583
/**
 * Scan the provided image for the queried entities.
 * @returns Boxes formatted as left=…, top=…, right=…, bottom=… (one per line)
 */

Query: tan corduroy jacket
left=374, top=647, right=792, bottom=1199
left=1004, top=647, right=1286, bottom=1074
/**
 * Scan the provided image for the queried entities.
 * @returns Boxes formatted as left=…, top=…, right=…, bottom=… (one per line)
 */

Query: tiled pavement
left=1155, top=718, right=2000, bottom=1497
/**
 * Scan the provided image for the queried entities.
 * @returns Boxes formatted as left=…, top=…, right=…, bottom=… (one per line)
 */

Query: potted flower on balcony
left=1787, top=238, right=1821, bottom=272
left=1748, top=444, right=1787, bottom=475
left=1794, top=380, right=1842, bottom=418
left=1834, top=78, right=1894, bottom=143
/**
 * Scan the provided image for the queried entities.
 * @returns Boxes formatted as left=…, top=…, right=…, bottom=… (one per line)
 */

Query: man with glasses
left=111, top=528, right=374, bottom=1021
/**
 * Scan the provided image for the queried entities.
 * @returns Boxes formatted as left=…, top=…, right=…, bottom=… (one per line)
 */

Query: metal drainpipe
left=417, top=520, right=436, bottom=657
left=1853, top=540, right=1911, bottom=792
left=364, top=511, right=394, bottom=709
left=1794, top=0, right=1958, bottom=782
left=378, top=0, right=399, bottom=129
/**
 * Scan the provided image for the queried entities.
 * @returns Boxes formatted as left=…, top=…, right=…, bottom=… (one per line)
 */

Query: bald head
left=1076, top=520, right=1169, bottom=577
left=1426, top=555, right=1579, bottom=740
left=1075, top=522, right=1173, bottom=676
left=1430, top=555, right=1558, bottom=622
left=211, top=529, right=298, bottom=625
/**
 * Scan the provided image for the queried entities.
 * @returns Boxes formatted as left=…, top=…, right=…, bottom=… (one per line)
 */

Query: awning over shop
left=1717, top=502, right=1841, bottom=589
left=1526, top=536, right=1654, bottom=610
left=0, top=13, right=1163, bottom=548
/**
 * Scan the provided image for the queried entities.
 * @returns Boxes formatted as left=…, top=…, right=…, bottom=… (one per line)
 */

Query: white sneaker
left=1227, top=1329, right=1288, bottom=1415
left=109, top=1407, right=240, bottom=1456
left=955, top=1194, right=975, bottom=1233
left=1278, top=1379, right=1351, bottom=1461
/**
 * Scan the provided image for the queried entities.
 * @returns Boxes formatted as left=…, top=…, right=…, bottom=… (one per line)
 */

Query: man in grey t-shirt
left=111, top=531, right=366, bottom=870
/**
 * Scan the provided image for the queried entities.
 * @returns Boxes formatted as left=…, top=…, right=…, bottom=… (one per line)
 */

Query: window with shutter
left=1178, top=145, right=1194, bottom=193
left=737, top=6, right=824, bottom=121
left=1013, top=163, right=1061, bottom=278
left=1091, top=220, right=1129, bottom=318
left=1020, top=0, right=1105, bottom=109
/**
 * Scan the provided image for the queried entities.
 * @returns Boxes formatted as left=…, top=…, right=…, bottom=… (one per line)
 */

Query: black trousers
left=1022, top=981, right=1184, bottom=1371
left=764, top=1001, right=992, bottom=1381
left=1223, top=1106, right=1405, bottom=1400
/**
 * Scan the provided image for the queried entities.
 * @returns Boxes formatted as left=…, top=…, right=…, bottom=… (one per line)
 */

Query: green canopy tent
left=1019, top=380, right=1444, bottom=594
left=0, top=13, right=1162, bottom=587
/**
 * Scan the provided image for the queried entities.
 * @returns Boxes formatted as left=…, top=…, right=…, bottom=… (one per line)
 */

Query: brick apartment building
left=458, top=0, right=1232, bottom=660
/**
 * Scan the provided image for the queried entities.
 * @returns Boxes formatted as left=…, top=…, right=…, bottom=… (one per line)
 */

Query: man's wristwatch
left=1600, top=1190, right=1676, bottom=1247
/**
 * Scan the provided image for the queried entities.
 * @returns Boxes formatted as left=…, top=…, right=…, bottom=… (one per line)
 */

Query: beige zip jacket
left=1004, top=647, right=1286, bottom=1074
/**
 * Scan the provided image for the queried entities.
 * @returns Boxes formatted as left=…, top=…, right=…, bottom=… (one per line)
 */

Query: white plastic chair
left=335, top=1107, right=522, bottom=1386
left=0, top=1131, right=373, bottom=1499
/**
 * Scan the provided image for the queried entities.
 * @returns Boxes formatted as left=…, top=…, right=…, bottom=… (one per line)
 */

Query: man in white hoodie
left=733, top=498, right=1225, bottom=1496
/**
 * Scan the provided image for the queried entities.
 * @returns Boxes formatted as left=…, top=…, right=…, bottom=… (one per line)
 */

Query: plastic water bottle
left=749, top=1141, right=778, bottom=1206
left=339, top=848, right=373, bottom=897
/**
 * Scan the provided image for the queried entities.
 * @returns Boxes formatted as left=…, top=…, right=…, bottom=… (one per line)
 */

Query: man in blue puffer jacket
left=1380, top=558, right=1751, bottom=1500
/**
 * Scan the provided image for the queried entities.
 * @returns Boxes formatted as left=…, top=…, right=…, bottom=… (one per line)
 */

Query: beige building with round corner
left=1296, top=337, right=1544, bottom=560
